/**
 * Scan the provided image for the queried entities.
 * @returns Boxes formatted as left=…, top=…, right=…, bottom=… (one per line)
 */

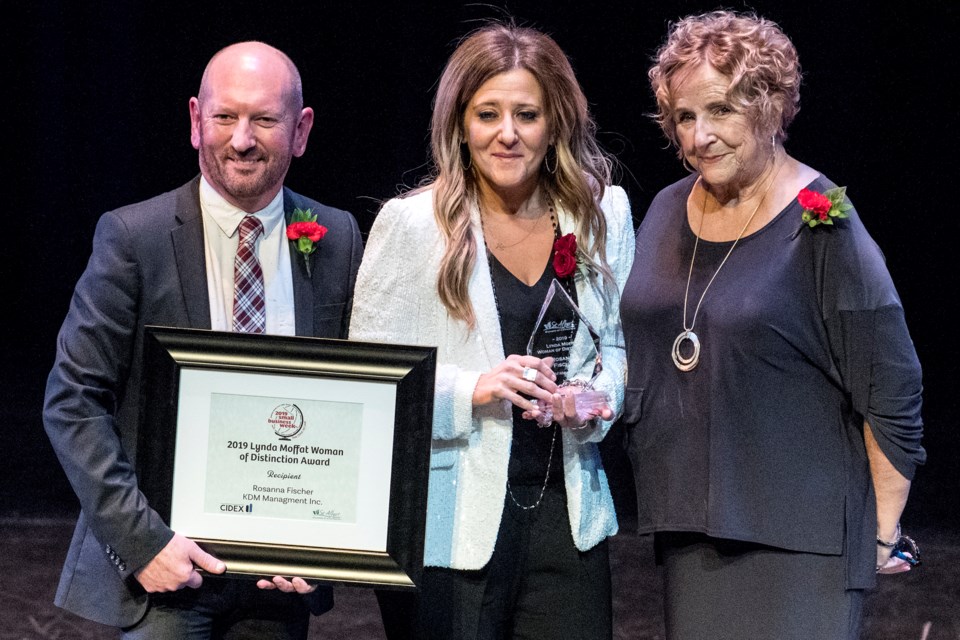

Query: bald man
left=43, top=41, right=362, bottom=638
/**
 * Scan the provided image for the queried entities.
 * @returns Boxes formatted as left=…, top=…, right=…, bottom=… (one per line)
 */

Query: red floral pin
left=286, top=208, right=328, bottom=277
left=798, top=186, right=852, bottom=228
left=553, top=233, right=578, bottom=278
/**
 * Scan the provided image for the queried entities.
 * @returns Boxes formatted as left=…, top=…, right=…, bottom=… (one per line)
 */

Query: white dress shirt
left=199, top=177, right=296, bottom=335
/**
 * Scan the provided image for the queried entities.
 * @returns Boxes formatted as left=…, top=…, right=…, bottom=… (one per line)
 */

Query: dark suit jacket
left=42, top=176, right=363, bottom=627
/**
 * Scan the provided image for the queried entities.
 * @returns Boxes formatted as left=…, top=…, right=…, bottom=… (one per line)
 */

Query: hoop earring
left=459, top=143, right=472, bottom=172
left=681, top=155, right=695, bottom=173
left=544, top=146, right=558, bottom=175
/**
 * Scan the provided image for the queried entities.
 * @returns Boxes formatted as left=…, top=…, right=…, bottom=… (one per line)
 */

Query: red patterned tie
left=233, top=215, right=266, bottom=334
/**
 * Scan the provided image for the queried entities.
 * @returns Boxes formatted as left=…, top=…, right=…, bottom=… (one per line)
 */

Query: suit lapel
left=284, top=189, right=315, bottom=336
left=171, top=178, right=212, bottom=329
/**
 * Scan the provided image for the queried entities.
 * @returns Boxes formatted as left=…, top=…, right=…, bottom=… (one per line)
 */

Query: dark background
left=4, top=0, right=956, bottom=542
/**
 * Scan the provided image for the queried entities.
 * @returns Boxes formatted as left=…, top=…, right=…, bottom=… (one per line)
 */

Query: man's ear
left=189, top=98, right=202, bottom=150
left=292, top=107, right=315, bottom=158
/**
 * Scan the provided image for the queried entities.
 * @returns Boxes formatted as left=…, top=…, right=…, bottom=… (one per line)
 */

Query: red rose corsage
left=286, top=208, right=328, bottom=277
left=553, top=233, right=578, bottom=278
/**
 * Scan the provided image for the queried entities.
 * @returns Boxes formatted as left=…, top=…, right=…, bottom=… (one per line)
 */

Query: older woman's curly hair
left=648, top=10, right=802, bottom=157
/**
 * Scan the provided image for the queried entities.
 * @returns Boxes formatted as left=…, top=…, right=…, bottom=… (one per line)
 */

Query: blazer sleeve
left=348, top=197, right=431, bottom=344
left=349, top=195, right=484, bottom=443
left=43, top=210, right=174, bottom=576
left=567, top=185, right=635, bottom=444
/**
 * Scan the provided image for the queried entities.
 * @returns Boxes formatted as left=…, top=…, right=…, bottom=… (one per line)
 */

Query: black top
left=620, top=173, right=925, bottom=588
left=487, top=252, right=568, bottom=488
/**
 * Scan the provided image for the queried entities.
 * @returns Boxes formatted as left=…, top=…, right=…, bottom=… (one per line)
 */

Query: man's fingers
left=185, top=569, right=204, bottom=589
left=256, top=578, right=278, bottom=590
left=291, top=577, right=318, bottom=594
left=190, top=546, right=226, bottom=574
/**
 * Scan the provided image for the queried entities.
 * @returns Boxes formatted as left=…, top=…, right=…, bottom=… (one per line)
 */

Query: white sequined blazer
left=349, top=185, right=634, bottom=569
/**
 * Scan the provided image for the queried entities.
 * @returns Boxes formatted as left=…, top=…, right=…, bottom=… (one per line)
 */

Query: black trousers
left=409, top=485, right=612, bottom=640
left=121, top=577, right=313, bottom=640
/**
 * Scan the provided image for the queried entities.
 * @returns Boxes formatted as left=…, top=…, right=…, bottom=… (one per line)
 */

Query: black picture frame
left=138, top=326, right=435, bottom=590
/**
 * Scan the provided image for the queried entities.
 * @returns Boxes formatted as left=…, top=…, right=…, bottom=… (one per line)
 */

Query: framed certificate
left=137, top=326, right=435, bottom=589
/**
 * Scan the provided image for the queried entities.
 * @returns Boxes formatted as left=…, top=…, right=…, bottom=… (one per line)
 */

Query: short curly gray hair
left=648, top=10, right=802, bottom=156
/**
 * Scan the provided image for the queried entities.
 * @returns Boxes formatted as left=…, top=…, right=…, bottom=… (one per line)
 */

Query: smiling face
left=189, top=43, right=313, bottom=212
left=672, top=63, right=770, bottom=197
left=462, top=68, right=551, bottom=203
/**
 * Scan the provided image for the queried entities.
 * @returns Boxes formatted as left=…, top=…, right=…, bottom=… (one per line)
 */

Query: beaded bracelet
left=877, top=522, right=901, bottom=548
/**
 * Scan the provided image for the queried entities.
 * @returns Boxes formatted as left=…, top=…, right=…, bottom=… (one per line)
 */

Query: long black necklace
left=482, top=207, right=574, bottom=510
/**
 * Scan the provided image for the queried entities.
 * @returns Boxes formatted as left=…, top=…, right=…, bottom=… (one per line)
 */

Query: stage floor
left=1, top=517, right=955, bottom=639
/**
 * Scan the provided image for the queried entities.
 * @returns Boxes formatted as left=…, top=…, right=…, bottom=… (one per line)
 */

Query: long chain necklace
left=481, top=206, right=563, bottom=510
left=672, top=165, right=780, bottom=371
left=482, top=205, right=555, bottom=250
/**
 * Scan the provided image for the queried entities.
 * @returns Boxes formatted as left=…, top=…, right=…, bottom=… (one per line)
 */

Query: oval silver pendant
left=672, top=330, right=700, bottom=371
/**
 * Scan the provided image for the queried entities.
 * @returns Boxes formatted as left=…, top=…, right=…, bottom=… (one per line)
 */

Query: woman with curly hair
left=620, top=11, right=924, bottom=639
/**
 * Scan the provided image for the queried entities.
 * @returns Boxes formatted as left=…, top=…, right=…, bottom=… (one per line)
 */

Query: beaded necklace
left=481, top=205, right=575, bottom=510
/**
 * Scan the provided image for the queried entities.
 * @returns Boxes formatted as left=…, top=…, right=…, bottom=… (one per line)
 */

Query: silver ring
left=522, top=367, right=537, bottom=382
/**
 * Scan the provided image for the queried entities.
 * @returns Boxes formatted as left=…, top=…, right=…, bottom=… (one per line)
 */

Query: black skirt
left=655, top=532, right=864, bottom=640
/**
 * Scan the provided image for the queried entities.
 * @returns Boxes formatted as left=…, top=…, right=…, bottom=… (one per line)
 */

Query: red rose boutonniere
left=553, top=233, right=578, bottom=278
left=286, top=208, right=328, bottom=277
left=798, top=186, right=852, bottom=228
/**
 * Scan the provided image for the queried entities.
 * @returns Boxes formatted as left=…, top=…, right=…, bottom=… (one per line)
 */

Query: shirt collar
left=199, top=177, right=285, bottom=238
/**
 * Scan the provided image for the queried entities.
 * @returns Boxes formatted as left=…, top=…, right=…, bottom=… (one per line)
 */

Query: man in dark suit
left=42, top=41, right=362, bottom=638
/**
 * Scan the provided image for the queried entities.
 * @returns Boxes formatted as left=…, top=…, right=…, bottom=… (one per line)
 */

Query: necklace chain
left=674, top=163, right=781, bottom=371
left=482, top=205, right=555, bottom=250
left=507, top=424, right=557, bottom=510
left=481, top=205, right=564, bottom=510
left=486, top=252, right=559, bottom=510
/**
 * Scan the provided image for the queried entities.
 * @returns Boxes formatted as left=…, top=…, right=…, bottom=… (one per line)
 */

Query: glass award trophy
left=527, top=278, right=609, bottom=426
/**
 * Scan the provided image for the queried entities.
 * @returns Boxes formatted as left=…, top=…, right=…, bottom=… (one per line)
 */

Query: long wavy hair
left=648, top=10, right=802, bottom=156
left=419, top=22, right=615, bottom=327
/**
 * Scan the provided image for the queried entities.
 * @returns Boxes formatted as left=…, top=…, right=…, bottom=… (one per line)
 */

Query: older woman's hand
left=876, top=554, right=913, bottom=574
left=473, top=355, right=558, bottom=417
left=876, top=534, right=919, bottom=575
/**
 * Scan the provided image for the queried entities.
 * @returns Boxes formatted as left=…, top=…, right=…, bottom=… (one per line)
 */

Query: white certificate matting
left=170, top=367, right=396, bottom=552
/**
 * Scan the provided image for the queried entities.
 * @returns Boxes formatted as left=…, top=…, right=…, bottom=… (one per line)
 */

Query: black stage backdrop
left=4, top=1, right=957, bottom=536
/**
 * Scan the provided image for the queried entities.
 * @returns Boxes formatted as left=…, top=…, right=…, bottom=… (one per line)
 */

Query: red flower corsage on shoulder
left=553, top=233, right=578, bottom=278
left=798, top=186, right=852, bottom=228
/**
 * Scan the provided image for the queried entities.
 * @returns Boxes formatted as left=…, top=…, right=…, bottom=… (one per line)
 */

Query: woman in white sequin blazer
left=349, top=22, right=634, bottom=640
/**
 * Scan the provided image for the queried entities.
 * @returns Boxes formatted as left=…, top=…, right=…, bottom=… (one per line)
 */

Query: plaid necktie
left=233, top=215, right=266, bottom=333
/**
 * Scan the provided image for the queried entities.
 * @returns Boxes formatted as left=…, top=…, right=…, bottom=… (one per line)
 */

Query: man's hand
left=134, top=533, right=226, bottom=592
left=256, top=576, right=318, bottom=594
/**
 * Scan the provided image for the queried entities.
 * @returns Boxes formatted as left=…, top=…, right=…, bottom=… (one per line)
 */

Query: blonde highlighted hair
left=418, top=21, right=615, bottom=326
